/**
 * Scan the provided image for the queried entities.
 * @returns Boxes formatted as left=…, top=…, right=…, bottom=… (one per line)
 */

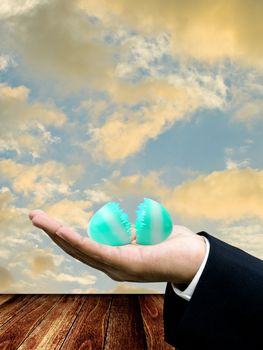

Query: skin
left=29, top=210, right=206, bottom=286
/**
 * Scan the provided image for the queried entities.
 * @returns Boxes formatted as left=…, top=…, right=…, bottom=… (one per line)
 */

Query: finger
left=30, top=211, right=126, bottom=269
left=33, top=215, right=123, bottom=277
left=46, top=231, right=108, bottom=272
left=29, top=209, right=45, bottom=221
left=31, top=212, right=108, bottom=262
left=48, top=232, right=126, bottom=281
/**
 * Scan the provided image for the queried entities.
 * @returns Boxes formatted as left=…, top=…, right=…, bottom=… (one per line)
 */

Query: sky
left=0, top=0, right=263, bottom=293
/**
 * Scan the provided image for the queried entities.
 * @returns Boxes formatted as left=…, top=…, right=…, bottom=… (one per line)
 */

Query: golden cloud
left=108, top=282, right=161, bottom=294
left=0, top=266, right=14, bottom=291
left=0, top=159, right=84, bottom=206
left=0, top=187, right=30, bottom=236
left=45, top=271, right=97, bottom=285
left=235, top=100, right=263, bottom=121
left=85, top=79, right=214, bottom=161
left=43, top=198, right=93, bottom=230
left=4, top=0, right=113, bottom=90
left=31, top=254, right=55, bottom=274
left=102, top=168, right=263, bottom=222
left=0, top=0, right=40, bottom=18
left=0, top=83, right=66, bottom=156
left=217, top=220, right=263, bottom=259
left=71, top=282, right=161, bottom=293
left=83, top=0, right=263, bottom=67
left=4, top=0, right=261, bottom=97
left=171, top=168, right=263, bottom=221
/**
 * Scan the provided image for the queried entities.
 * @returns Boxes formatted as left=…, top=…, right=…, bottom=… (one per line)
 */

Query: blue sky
left=0, top=0, right=263, bottom=293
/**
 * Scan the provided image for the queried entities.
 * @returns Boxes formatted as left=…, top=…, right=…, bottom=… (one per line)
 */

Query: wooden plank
left=0, top=295, right=62, bottom=350
left=104, top=295, right=146, bottom=350
left=0, top=295, right=37, bottom=328
left=0, top=295, right=15, bottom=307
left=18, top=295, right=85, bottom=350
left=139, top=295, right=175, bottom=350
left=61, top=295, right=112, bottom=350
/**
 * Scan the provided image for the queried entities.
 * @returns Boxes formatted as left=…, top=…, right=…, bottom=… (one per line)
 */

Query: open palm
left=29, top=210, right=205, bottom=285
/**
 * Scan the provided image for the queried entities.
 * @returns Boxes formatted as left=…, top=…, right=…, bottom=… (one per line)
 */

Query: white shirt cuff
left=171, top=236, right=210, bottom=301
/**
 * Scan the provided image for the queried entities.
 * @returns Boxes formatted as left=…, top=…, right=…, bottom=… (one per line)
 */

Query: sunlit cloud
left=0, top=83, right=66, bottom=157
left=45, top=271, right=97, bottom=286
left=171, top=168, right=263, bottom=221
left=0, top=54, right=13, bottom=70
left=72, top=282, right=160, bottom=294
left=0, top=0, right=41, bottom=18
left=0, top=266, right=14, bottom=291
left=101, top=168, right=263, bottom=222
left=84, top=75, right=227, bottom=161
left=43, top=198, right=93, bottom=230
left=2, top=0, right=113, bottom=90
left=82, top=0, right=263, bottom=67
left=0, top=159, right=84, bottom=206
left=217, top=219, right=263, bottom=259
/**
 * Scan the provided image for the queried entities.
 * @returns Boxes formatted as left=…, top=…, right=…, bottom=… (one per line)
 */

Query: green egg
left=87, top=202, right=132, bottom=246
left=87, top=198, right=173, bottom=246
left=135, top=198, right=173, bottom=245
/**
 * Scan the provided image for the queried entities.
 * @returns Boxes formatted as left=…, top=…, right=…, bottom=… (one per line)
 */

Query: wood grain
left=0, top=294, right=171, bottom=350
left=139, top=295, right=175, bottom=350
left=0, top=295, right=15, bottom=307
left=61, top=295, right=112, bottom=350
left=0, top=295, right=62, bottom=350
left=18, top=295, right=85, bottom=350
left=104, top=295, right=147, bottom=350
left=0, top=295, right=37, bottom=328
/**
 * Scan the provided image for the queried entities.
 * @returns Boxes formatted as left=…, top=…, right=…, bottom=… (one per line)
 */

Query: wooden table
left=0, top=294, right=175, bottom=349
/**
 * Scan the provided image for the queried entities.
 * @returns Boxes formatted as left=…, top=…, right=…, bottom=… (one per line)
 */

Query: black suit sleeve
left=163, top=231, right=263, bottom=350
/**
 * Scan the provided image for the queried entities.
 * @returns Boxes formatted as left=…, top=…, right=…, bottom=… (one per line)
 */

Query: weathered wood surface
left=104, top=295, right=146, bottom=350
left=139, top=295, right=173, bottom=350
left=0, top=294, right=175, bottom=350
left=61, top=295, right=112, bottom=350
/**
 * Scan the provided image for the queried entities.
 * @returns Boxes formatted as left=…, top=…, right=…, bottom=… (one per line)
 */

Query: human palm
left=29, top=210, right=205, bottom=285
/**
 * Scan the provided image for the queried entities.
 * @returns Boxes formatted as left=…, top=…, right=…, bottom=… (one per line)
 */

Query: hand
left=29, top=210, right=206, bottom=284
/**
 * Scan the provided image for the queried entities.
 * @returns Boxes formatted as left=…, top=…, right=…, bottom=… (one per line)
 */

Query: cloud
left=43, top=198, right=93, bottom=230
left=235, top=100, right=263, bottom=121
left=84, top=189, right=110, bottom=204
left=0, top=266, right=14, bottom=291
left=0, top=249, right=12, bottom=259
left=70, top=287, right=98, bottom=293
left=217, top=219, right=263, bottom=259
left=45, top=271, right=97, bottom=285
left=102, top=171, right=163, bottom=198
left=85, top=76, right=225, bottom=162
left=170, top=168, right=263, bottom=221
left=228, top=69, right=263, bottom=123
left=0, top=187, right=31, bottom=238
left=102, top=168, right=263, bottom=222
left=0, top=54, right=13, bottom=70
left=83, top=0, right=263, bottom=67
left=3, top=0, right=113, bottom=90
left=71, top=282, right=160, bottom=294
left=0, top=0, right=41, bottom=18
left=0, top=83, right=66, bottom=157
left=0, top=159, right=84, bottom=206
left=0, top=185, right=65, bottom=267
left=108, top=282, right=160, bottom=294
left=31, top=254, right=55, bottom=274
left=10, top=264, right=97, bottom=293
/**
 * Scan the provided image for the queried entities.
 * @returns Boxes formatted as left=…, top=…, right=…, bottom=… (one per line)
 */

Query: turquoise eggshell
left=135, top=198, right=173, bottom=245
left=87, top=202, right=132, bottom=246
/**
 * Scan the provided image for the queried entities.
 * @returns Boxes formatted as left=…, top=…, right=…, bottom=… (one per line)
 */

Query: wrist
left=173, top=235, right=207, bottom=285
